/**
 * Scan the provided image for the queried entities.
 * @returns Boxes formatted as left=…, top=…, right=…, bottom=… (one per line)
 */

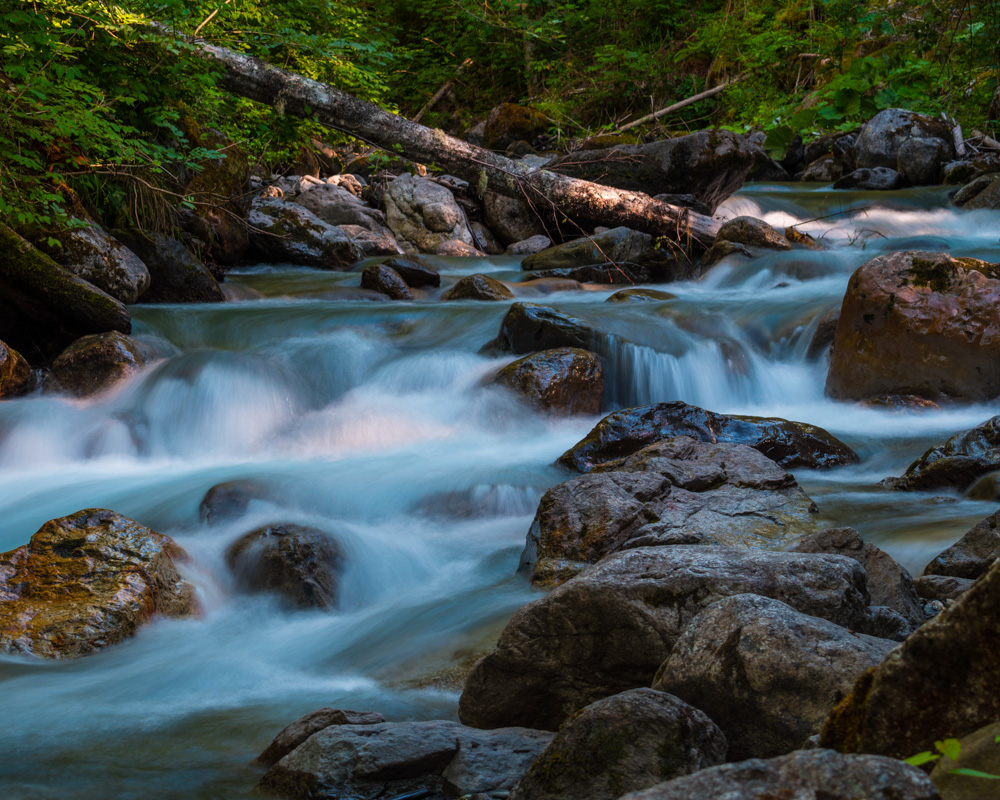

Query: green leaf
left=949, top=768, right=1000, bottom=780
left=904, top=752, right=940, bottom=767
left=764, top=125, right=795, bottom=159
left=936, top=739, right=963, bottom=762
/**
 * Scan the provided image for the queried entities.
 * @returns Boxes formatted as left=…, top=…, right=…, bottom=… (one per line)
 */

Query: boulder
left=654, top=594, right=896, bottom=759
left=521, top=227, right=684, bottom=283
left=256, top=709, right=387, bottom=767
left=48, top=331, right=151, bottom=397
left=833, top=166, right=902, bottom=191
left=914, top=574, right=975, bottom=603
left=249, top=196, right=361, bottom=269
left=470, top=220, right=505, bottom=254
left=885, top=416, right=1000, bottom=492
left=701, top=240, right=753, bottom=269
left=550, top=131, right=756, bottom=213
left=821, top=552, right=1000, bottom=758
left=557, top=400, right=858, bottom=473
left=792, top=527, right=923, bottom=625
left=922, top=509, right=1000, bottom=580
left=495, top=348, right=603, bottom=415
left=941, top=155, right=1000, bottom=184
left=382, top=257, right=440, bottom=288
left=199, top=479, right=274, bottom=525
left=294, top=183, right=392, bottom=236
left=521, top=437, right=819, bottom=585
left=0, top=340, right=31, bottom=398
left=0, top=509, right=195, bottom=658
left=929, top=721, right=1000, bottom=800
left=965, top=469, right=1000, bottom=500
left=338, top=225, right=403, bottom=258
left=483, top=104, right=551, bottom=151
left=384, top=174, right=475, bottom=254
left=118, top=232, right=224, bottom=304
left=508, top=689, right=727, bottom=800
left=606, top=288, right=676, bottom=303
left=826, top=252, right=1000, bottom=402
left=482, top=302, right=596, bottom=354
left=506, top=235, right=552, bottom=255
left=360, top=263, right=413, bottom=300
left=226, top=524, right=343, bottom=609
left=897, top=138, right=950, bottom=185
left=854, top=109, right=954, bottom=172
left=257, top=720, right=553, bottom=800
left=443, top=273, right=514, bottom=301
left=482, top=192, right=547, bottom=247
left=800, top=154, right=843, bottom=182
left=806, top=308, right=840, bottom=360
left=432, top=238, right=483, bottom=257
left=618, top=750, right=941, bottom=800
left=458, top=545, right=875, bottom=731
left=715, top=217, right=792, bottom=251
left=953, top=173, right=1000, bottom=209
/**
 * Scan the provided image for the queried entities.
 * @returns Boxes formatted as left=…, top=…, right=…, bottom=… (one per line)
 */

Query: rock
left=255, top=709, right=387, bottom=767
left=606, top=288, right=676, bottom=303
left=806, top=308, right=840, bottom=360
left=654, top=594, right=896, bottom=759
left=701, top=240, right=753, bottom=269
left=465, top=120, right=487, bottom=146
left=0, top=340, right=31, bottom=398
left=618, top=750, right=941, bottom=800
left=226, top=523, right=343, bottom=609
left=964, top=470, right=1000, bottom=500
left=326, top=174, right=364, bottom=195
left=38, top=218, right=150, bottom=304
left=550, top=131, right=756, bottom=213
left=941, top=155, right=1000, bottom=184
left=855, top=109, right=954, bottom=172
left=833, top=166, right=902, bottom=190
left=914, top=574, right=975, bottom=602
left=257, top=720, right=553, bottom=800
left=953, top=173, right=1000, bottom=209
left=886, top=416, right=1000, bottom=492
left=0, top=509, right=195, bottom=659
left=821, top=552, right=1000, bottom=759
left=792, top=527, right=923, bottom=625
left=929, top=721, right=1000, bottom=799
left=360, top=263, right=413, bottom=300
left=525, top=262, right=660, bottom=285
left=522, top=437, right=819, bottom=585
left=482, top=303, right=595, bottom=354
left=825, top=252, right=1000, bottom=402
left=495, top=348, right=603, bottom=415
left=433, top=238, right=484, bottom=256
left=470, top=220, right=505, bottom=254
left=508, top=689, right=726, bottom=800
left=800, top=154, right=843, bottom=182
left=384, top=174, right=475, bottom=254
left=249, top=196, right=361, bottom=268
left=716, top=217, right=792, bottom=251
left=521, top=227, right=684, bottom=283
left=832, top=130, right=860, bottom=172
left=557, top=400, right=858, bottom=473
left=382, top=257, right=440, bottom=288
left=199, top=479, right=273, bottom=525
left=443, top=273, right=514, bottom=301
left=48, top=331, right=151, bottom=398
left=294, top=183, right=392, bottom=236
left=482, top=192, right=547, bottom=246
left=458, top=545, right=874, bottom=731
left=652, top=193, right=713, bottom=216
left=483, top=104, right=550, bottom=151
left=117, top=232, right=224, bottom=304
left=897, top=137, right=949, bottom=185
left=922, top=509, right=1000, bottom=580
left=506, top=235, right=552, bottom=255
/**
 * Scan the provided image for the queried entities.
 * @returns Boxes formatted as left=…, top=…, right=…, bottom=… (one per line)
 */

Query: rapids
left=1, top=183, right=999, bottom=798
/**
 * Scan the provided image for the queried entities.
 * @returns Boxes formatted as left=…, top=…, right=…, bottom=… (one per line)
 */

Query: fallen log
left=165, top=28, right=722, bottom=247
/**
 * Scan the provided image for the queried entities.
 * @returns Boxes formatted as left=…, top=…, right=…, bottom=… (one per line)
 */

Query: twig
left=614, top=75, right=743, bottom=134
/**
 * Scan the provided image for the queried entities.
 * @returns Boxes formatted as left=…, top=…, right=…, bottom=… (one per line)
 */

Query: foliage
left=906, top=735, right=1000, bottom=780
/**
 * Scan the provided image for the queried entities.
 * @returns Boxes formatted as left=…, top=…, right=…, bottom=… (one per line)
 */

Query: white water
left=1, top=184, right=999, bottom=798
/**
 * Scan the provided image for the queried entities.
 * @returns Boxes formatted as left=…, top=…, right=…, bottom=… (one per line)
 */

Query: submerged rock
left=606, top=288, right=676, bottom=303
left=256, top=708, right=387, bottom=767
left=0, top=509, right=195, bottom=659
left=494, top=347, right=603, bottom=415
left=382, top=257, right=440, bottom=288
left=199, top=479, right=274, bottom=525
left=886, top=416, right=1000, bottom=492
left=443, top=273, right=514, bottom=301
left=48, top=331, right=152, bottom=398
left=715, top=216, right=792, bottom=251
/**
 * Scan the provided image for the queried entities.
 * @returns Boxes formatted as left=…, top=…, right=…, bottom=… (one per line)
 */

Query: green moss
left=908, top=255, right=1000, bottom=292
left=819, top=667, right=876, bottom=753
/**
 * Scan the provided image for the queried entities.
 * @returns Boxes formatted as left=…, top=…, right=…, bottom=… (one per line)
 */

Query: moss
left=908, top=255, right=1000, bottom=292
left=819, top=666, right=876, bottom=753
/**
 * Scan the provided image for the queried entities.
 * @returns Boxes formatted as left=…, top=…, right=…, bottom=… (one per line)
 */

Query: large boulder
left=508, top=689, right=727, bottom=800
left=654, top=594, right=896, bottom=760
left=294, top=182, right=393, bottom=237
left=118, top=232, right=224, bottom=304
left=443, top=273, right=514, bottom=301
left=0, top=509, right=195, bottom=658
left=482, top=302, right=597, bottom=355
left=549, top=131, right=756, bottom=213
left=0, top=340, right=31, bottom=398
left=826, top=252, right=1000, bottom=402
left=521, top=437, right=819, bottom=585
left=48, top=331, right=152, bottom=398
left=618, top=750, right=941, bottom=800
left=854, top=109, right=954, bottom=174
left=257, top=720, right=553, bottom=800
left=458, top=545, right=876, bottom=731
left=922, top=509, right=1000, bottom=580
left=249, top=196, right=361, bottom=269
left=558, top=400, right=858, bottom=473
left=483, top=192, right=547, bottom=246
left=256, top=708, right=387, bottom=767
left=821, top=551, right=1000, bottom=759
left=715, top=217, right=792, bottom=251
left=494, top=348, right=603, bottom=416
left=383, top=174, right=475, bottom=254
left=885, top=416, right=1000, bottom=492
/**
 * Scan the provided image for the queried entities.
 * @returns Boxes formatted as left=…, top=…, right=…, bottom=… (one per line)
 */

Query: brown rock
left=606, top=288, right=676, bottom=303
left=360, top=263, right=413, bottom=300
left=382, top=257, right=440, bottom=288
left=495, top=348, right=602, bottom=415
left=483, top=104, right=550, bottom=151
left=913, top=574, right=975, bottom=602
left=922, top=509, right=1000, bottom=580
left=716, top=216, right=792, bottom=251
left=443, top=273, right=514, bottom=301
left=887, top=416, right=1000, bottom=492
left=0, top=340, right=31, bottom=398
left=48, top=331, right=151, bottom=398
left=255, top=708, right=387, bottom=767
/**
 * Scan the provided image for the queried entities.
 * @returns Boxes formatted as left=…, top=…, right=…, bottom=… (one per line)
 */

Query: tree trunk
left=174, top=31, right=722, bottom=247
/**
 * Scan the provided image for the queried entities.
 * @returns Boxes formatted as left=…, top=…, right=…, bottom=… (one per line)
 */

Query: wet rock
left=965, top=469, right=1000, bottom=500
left=483, top=104, right=551, bottom=151
left=294, top=183, right=392, bottom=237
left=339, top=225, right=404, bottom=258
left=433, top=239, right=484, bottom=257
left=443, top=273, right=514, bottom=301
left=652, top=193, right=713, bottom=216
left=521, top=227, right=684, bottom=283
left=792, top=527, right=923, bottom=625
left=522, top=437, right=819, bottom=585
left=117, top=232, right=223, bottom=304
left=495, top=348, right=602, bottom=416
left=606, top=288, right=676, bottom=303
left=806, top=308, right=840, bottom=360
left=384, top=174, right=475, bottom=254
left=458, top=545, right=874, bottom=731
left=550, top=131, right=756, bottom=213
left=360, top=263, right=413, bottom=300
left=833, top=166, right=902, bottom=190
left=952, top=172, right=1000, bottom=209
left=506, top=235, right=552, bottom=255
left=886, top=416, right=1000, bottom=492
left=482, top=192, right=547, bottom=247
left=929, top=720, right=1000, bottom=799
left=654, top=594, right=896, bottom=759
left=255, top=709, right=387, bottom=767
left=618, top=750, right=941, bottom=800
left=941, top=155, right=1000, bottom=185
left=558, top=400, right=858, bottom=473
left=826, top=252, right=1000, bottom=402
left=800, top=154, right=843, bottom=182
left=0, top=509, right=195, bottom=659
left=226, top=523, right=343, bottom=609
left=715, top=216, right=792, bottom=251
left=897, top=137, right=949, bottom=185
left=701, top=240, right=753, bottom=269
left=914, top=574, right=975, bottom=602
left=383, top=257, right=440, bottom=288
left=470, top=220, right=505, bottom=254
left=48, top=331, right=151, bottom=398
left=482, top=302, right=595, bottom=354
left=257, top=720, right=553, bottom=800
left=249, top=196, right=361, bottom=269
left=0, top=340, right=31, bottom=398
left=199, top=479, right=273, bottom=525
left=508, top=689, right=726, bottom=800
left=922, top=509, right=1000, bottom=580
left=855, top=109, right=954, bottom=172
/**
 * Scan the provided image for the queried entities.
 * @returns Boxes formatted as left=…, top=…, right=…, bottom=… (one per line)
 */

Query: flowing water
left=1, top=184, right=999, bottom=798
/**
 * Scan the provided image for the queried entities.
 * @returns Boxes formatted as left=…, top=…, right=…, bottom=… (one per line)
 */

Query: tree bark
left=171, top=30, right=721, bottom=247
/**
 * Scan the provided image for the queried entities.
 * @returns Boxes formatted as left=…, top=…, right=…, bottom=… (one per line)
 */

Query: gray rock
left=506, top=235, right=552, bottom=255
left=295, top=183, right=392, bottom=237
left=897, top=137, right=949, bottom=185
left=48, top=331, right=151, bottom=398
left=941, top=155, right=1000, bottom=185
left=653, top=594, right=896, bottom=759
left=118, top=232, right=223, bottom=304
left=716, top=216, right=792, bottom=251
left=249, top=196, right=361, bottom=269
left=855, top=108, right=954, bottom=171
left=800, top=154, right=843, bottom=182
left=889, top=417, right=1000, bottom=493
left=470, top=220, right=505, bottom=254
left=384, top=174, right=475, bottom=254
left=383, top=257, right=440, bottom=288
left=834, top=166, right=902, bottom=190
left=443, top=273, right=514, bottom=301
left=338, top=225, right=403, bottom=258
left=953, top=173, right=1000, bottom=209
left=256, top=709, right=387, bottom=767
left=913, top=574, right=975, bottom=602
left=458, top=545, right=875, bottom=731
left=483, top=302, right=596, bottom=354
left=923, top=509, right=1000, bottom=580
left=508, top=689, right=727, bottom=800
left=618, top=749, right=941, bottom=800
left=361, top=263, right=413, bottom=300
left=483, top=192, right=547, bottom=246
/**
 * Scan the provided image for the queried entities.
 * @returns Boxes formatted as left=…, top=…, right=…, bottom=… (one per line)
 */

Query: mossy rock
left=0, top=340, right=32, bottom=398
left=483, top=104, right=551, bottom=151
